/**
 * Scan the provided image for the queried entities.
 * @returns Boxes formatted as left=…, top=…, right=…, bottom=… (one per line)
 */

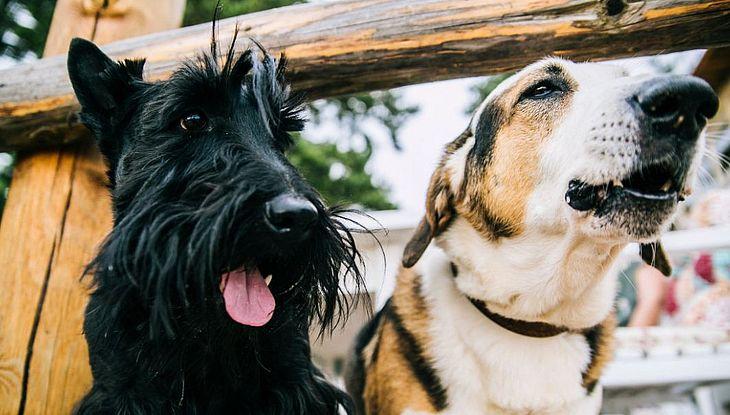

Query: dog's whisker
left=698, top=165, right=717, bottom=187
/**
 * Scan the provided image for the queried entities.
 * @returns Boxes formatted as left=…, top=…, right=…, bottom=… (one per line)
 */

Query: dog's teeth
left=612, top=179, right=623, bottom=188
left=265, top=275, right=273, bottom=286
left=661, top=180, right=672, bottom=192
left=673, top=115, right=685, bottom=128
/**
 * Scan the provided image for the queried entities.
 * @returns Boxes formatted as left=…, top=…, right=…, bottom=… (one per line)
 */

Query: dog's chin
left=566, top=159, right=686, bottom=242
left=591, top=192, right=677, bottom=241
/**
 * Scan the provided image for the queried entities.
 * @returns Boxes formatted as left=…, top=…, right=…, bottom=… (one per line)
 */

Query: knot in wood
left=81, top=0, right=130, bottom=16
left=603, top=0, right=626, bottom=16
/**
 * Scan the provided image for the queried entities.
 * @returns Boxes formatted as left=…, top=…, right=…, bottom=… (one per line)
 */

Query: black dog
left=67, top=28, right=364, bottom=414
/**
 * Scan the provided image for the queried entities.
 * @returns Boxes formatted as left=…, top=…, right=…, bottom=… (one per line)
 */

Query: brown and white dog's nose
left=634, top=75, right=718, bottom=139
left=264, top=194, right=318, bottom=238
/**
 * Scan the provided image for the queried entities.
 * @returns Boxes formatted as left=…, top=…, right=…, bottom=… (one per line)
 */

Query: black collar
left=450, top=262, right=572, bottom=338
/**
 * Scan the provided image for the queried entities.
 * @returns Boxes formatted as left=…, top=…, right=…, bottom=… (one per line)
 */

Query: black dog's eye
left=522, top=80, right=562, bottom=100
left=180, top=112, right=208, bottom=132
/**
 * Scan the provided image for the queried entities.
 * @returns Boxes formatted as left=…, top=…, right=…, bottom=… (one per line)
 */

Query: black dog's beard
left=87, top=143, right=365, bottom=339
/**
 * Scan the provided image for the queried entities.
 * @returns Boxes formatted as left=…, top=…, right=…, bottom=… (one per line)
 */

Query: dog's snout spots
left=264, top=194, right=318, bottom=238
left=586, top=113, right=641, bottom=184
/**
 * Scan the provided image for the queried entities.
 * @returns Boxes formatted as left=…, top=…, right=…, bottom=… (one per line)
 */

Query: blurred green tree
left=0, top=0, right=54, bottom=60
left=0, top=0, right=418, bottom=214
left=0, top=0, right=57, bottom=216
left=183, top=0, right=305, bottom=24
left=464, top=72, right=512, bottom=115
left=0, top=153, right=11, bottom=213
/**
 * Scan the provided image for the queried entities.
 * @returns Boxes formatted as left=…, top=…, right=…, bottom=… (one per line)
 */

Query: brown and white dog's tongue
left=221, top=268, right=275, bottom=326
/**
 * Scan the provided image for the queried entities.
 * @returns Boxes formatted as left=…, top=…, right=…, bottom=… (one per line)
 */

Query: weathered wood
left=0, top=1, right=185, bottom=413
left=695, top=48, right=730, bottom=150
left=694, top=47, right=730, bottom=92
left=1, top=0, right=729, bottom=151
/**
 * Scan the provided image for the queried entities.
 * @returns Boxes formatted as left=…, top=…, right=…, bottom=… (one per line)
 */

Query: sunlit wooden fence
left=0, top=0, right=729, bottom=413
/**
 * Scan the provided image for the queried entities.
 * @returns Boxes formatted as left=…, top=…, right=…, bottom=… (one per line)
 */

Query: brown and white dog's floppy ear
left=639, top=241, right=672, bottom=277
left=403, top=165, right=455, bottom=268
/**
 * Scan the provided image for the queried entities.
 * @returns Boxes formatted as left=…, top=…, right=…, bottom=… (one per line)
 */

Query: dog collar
left=449, top=263, right=571, bottom=338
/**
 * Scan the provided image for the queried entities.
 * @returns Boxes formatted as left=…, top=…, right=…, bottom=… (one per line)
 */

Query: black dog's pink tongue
left=221, top=268, right=275, bottom=326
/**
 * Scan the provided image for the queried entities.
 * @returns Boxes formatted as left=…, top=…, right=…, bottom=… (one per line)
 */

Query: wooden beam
left=694, top=47, right=730, bottom=92
left=0, top=1, right=185, bottom=413
left=694, top=47, right=730, bottom=168
left=1, top=0, right=729, bottom=151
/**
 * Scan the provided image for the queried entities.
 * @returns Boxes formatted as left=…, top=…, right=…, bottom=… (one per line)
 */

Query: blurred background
left=2, top=1, right=729, bottom=413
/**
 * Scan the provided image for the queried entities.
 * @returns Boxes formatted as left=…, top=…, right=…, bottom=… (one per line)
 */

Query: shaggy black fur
left=67, top=20, right=364, bottom=415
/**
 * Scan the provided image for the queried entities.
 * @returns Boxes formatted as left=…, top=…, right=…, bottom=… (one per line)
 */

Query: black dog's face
left=67, top=38, right=362, bottom=336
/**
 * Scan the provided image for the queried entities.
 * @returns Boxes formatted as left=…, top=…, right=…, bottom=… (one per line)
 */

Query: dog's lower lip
left=565, top=179, right=599, bottom=211
left=622, top=187, right=677, bottom=201
left=566, top=177, right=679, bottom=211
left=566, top=158, right=686, bottom=211
left=617, top=173, right=678, bottom=201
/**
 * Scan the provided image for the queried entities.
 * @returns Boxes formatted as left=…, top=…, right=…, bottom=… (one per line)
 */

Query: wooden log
left=694, top=47, right=730, bottom=92
left=694, top=47, right=730, bottom=157
left=0, top=1, right=185, bottom=413
left=1, top=0, right=729, bottom=151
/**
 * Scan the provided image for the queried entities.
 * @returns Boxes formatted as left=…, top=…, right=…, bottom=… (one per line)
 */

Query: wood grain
left=694, top=47, right=730, bottom=91
left=1, top=0, right=729, bottom=151
left=0, top=1, right=184, bottom=413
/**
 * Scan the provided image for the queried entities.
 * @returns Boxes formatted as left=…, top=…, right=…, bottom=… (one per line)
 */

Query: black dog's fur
left=67, top=23, right=364, bottom=414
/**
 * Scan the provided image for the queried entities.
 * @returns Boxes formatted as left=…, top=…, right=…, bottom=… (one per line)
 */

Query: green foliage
left=464, top=72, right=513, bottom=115
left=0, top=0, right=54, bottom=218
left=309, top=91, right=419, bottom=151
left=287, top=139, right=395, bottom=210
left=0, top=153, right=12, bottom=214
left=0, top=0, right=55, bottom=59
left=183, top=0, right=304, bottom=26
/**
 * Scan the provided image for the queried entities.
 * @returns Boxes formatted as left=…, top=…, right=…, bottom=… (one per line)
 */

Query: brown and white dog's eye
left=521, top=80, right=563, bottom=101
left=180, top=112, right=208, bottom=132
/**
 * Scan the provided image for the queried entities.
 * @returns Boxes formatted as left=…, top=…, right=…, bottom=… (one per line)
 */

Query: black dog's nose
left=635, top=76, right=718, bottom=138
left=264, top=194, right=318, bottom=238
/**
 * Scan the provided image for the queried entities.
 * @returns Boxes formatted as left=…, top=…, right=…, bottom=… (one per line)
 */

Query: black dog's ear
left=403, top=164, right=454, bottom=268
left=640, top=241, right=672, bottom=277
left=67, top=38, right=145, bottom=133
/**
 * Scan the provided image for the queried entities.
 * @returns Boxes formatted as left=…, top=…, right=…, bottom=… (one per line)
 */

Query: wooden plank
left=1, top=0, right=730, bottom=151
left=21, top=142, right=107, bottom=414
left=0, top=1, right=184, bottom=413
left=694, top=47, right=730, bottom=167
left=0, top=148, right=78, bottom=415
left=0, top=2, right=97, bottom=411
left=693, top=47, right=730, bottom=91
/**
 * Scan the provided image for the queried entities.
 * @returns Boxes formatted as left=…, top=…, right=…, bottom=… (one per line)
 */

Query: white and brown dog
left=345, top=58, right=718, bottom=414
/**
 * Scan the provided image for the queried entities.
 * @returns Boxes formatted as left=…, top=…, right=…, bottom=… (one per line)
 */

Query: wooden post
left=694, top=48, right=730, bottom=127
left=0, top=0, right=184, bottom=413
left=694, top=48, right=730, bottom=92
